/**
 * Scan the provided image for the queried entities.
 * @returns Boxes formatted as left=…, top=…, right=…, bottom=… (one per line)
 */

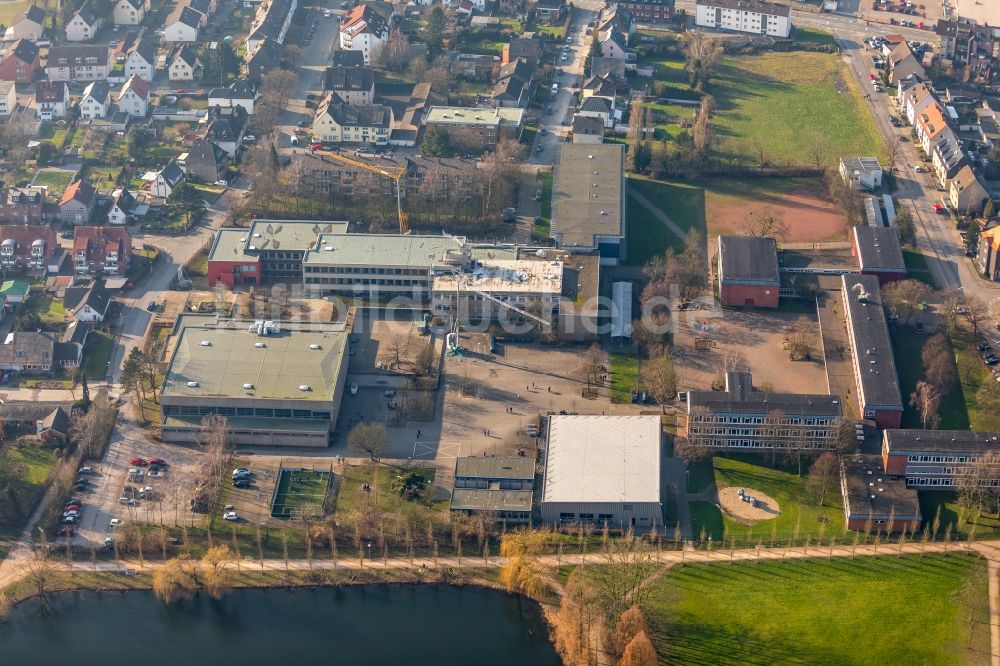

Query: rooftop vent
left=243, top=383, right=254, bottom=390
left=309, top=343, right=322, bottom=349
left=200, top=340, right=211, bottom=346
left=187, top=381, right=199, bottom=388
left=298, top=385, right=311, bottom=391
left=254, top=342, right=266, bottom=348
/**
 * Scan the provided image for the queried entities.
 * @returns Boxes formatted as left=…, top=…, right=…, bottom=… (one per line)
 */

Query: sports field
left=270, top=467, right=332, bottom=518
left=645, top=554, right=989, bottom=665
left=709, top=52, right=886, bottom=165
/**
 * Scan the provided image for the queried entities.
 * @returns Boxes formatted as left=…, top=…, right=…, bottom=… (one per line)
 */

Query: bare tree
left=805, top=452, right=839, bottom=506
left=941, top=289, right=966, bottom=330
left=910, top=381, right=942, bottom=429
left=386, top=334, right=408, bottom=370
left=787, top=316, right=813, bottom=361
left=23, top=549, right=57, bottom=610
left=742, top=208, right=789, bottom=240
left=640, top=346, right=677, bottom=409
left=681, top=31, right=724, bottom=92
left=963, top=296, right=989, bottom=336
left=152, top=556, right=197, bottom=604
left=348, top=422, right=389, bottom=460
left=883, top=279, right=932, bottom=325
left=200, top=545, right=237, bottom=599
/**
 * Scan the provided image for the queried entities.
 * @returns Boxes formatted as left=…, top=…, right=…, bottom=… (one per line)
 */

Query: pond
left=0, top=584, right=559, bottom=665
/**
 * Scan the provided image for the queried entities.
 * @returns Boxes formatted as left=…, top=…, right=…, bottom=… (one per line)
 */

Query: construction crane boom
left=311, top=149, right=409, bottom=234
left=452, top=272, right=552, bottom=328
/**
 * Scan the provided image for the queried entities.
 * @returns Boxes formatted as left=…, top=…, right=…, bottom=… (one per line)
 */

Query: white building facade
left=694, top=0, right=791, bottom=38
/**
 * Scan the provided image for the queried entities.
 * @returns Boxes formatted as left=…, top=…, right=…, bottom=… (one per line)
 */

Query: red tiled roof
left=59, top=180, right=96, bottom=207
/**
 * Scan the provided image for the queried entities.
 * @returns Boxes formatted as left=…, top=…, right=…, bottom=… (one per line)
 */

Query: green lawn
left=686, top=457, right=716, bottom=493
left=793, top=27, right=837, bottom=45
left=0, top=444, right=58, bottom=540
left=609, top=352, right=639, bottom=404
left=950, top=328, right=1000, bottom=431
left=709, top=52, right=886, bottom=165
left=891, top=326, right=969, bottom=429
left=0, top=0, right=29, bottom=25
left=707, top=454, right=848, bottom=543
left=626, top=177, right=706, bottom=265
left=24, top=293, right=66, bottom=327
left=83, top=330, right=114, bottom=381
left=334, top=465, right=446, bottom=529
left=918, top=491, right=1000, bottom=541
left=644, top=555, right=990, bottom=666
left=31, top=170, right=76, bottom=197
left=689, top=500, right=725, bottom=542
left=902, top=249, right=937, bottom=287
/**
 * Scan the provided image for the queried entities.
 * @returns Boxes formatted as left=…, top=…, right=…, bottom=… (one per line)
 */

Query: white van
left=551, top=83, right=558, bottom=94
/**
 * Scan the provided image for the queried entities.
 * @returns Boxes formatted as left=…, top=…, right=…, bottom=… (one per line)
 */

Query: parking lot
left=674, top=306, right=831, bottom=396
left=73, top=419, right=206, bottom=546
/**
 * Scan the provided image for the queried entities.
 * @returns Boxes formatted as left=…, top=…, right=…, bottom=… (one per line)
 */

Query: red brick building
left=615, top=0, right=674, bottom=23
left=0, top=224, right=57, bottom=273
left=0, top=186, right=44, bottom=224
left=840, top=455, right=921, bottom=533
left=0, top=39, right=40, bottom=83
left=717, top=235, right=780, bottom=308
left=206, top=228, right=260, bottom=288
left=73, top=226, right=132, bottom=276
left=882, top=430, right=1000, bottom=489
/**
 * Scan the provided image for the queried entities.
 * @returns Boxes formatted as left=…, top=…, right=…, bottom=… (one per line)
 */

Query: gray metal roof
left=454, top=456, right=534, bottom=480
left=542, top=415, right=660, bottom=504
left=884, top=429, right=1000, bottom=453
left=853, top=226, right=905, bottom=273
left=302, top=233, right=465, bottom=268
left=717, top=235, right=780, bottom=284
left=551, top=144, right=624, bottom=250
left=160, top=317, right=348, bottom=402
left=841, top=274, right=903, bottom=410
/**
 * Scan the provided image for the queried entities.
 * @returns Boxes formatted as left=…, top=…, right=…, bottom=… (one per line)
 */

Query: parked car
left=223, top=511, right=239, bottom=521
left=78, top=466, right=94, bottom=474
left=118, top=497, right=137, bottom=506
left=109, top=518, right=124, bottom=527
left=130, top=457, right=147, bottom=466
left=62, top=515, right=78, bottom=525
left=148, top=458, right=167, bottom=466
left=62, top=510, right=80, bottom=518
left=232, top=479, right=251, bottom=489
left=215, top=179, right=228, bottom=187
left=232, top=468, right=250, bottom=478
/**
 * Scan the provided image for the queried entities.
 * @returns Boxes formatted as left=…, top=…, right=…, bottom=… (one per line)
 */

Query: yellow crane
left=313, top=149, right=409, bottom=234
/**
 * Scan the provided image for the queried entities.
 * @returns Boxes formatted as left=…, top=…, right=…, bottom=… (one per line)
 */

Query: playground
left=270, top=466, right=333, bottom=519
left=718, top=486, right=781, bottom=523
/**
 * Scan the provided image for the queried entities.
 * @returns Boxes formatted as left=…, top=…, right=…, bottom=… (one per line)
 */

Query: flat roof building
left=687, top=371, right=843, bottom=452
left=159, top=316, right=349, bottom=447
left=839, top=156, right=883, bottom=191
left=852, top=226, right=906, bottom=284
left=540, top=415, right=661, bottom=531
left=840, top=454, right=921, bottom=532
left=883, top=429, right=1000, bottom=489
left=841, top=274, right=903, bottom=428
left=450, top=455, right=535, bottom=524
left=551, top=144, right=626, bottom=265
left=717, top=235, right=780, bottom=308
left=422, top=106, right=525, bottom=147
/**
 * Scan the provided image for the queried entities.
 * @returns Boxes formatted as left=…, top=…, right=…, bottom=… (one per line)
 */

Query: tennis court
left=270, top=466, right=333, bottom=518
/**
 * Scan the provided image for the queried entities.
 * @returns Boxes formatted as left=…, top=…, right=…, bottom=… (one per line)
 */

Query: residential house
left=164, top=5, right=202, bottom=43
left=34, top=81, right=69, bottom=121
left=184, top=139, right=230, bottom=182
left=66, top=0, right=104, bottom=42
left=571, top=114, right=605, bottom=143
left=168, top=46, right=200, bottom=81
left=36, top=407, right=70, bottom=444
left=581, top=73, right=617, bottom=101
left=0, top=188, right=44, bottom=224
left=332, top=50, right=365, bottom=67
left=577, top=95, right=614, bottom=128
left=124, top=42, right=156, bottom=81
left=312, top=94, right=393, bottom=144
left=45, top=44, right=111, bottom=81
left=900, top=80, right=937, bottom=126
left=535, top=0, right=564, bottom=23
left=490, top=58, right=534, bottom=108
left=931, top=133, right=968, bottom=189
left=207, top=79, right=258, bottom=114
left=243, top=37, right=281, bottom=82
left=3, top=5, right=45, bottom=41
left=116, top=74, right=149, bottom=117
left=72, top=226, right=132, bottom=275
left=949, top=164, right=989, bottom=214
left=0, top=81, right=17, bottom=116
left=339, top=4, right=388, bottom=65
left=936, top=19, right=1000, bottom=85
left=502, top=37, right=543, bottom=68
left=888, top=40, right=926, bottom=85
left=916, top=103, right=950, bottom=155
left=246, top=0, right=297, bottom=52
left=114, top=0, right=148, bottom=24
left=0, top=39, right=40, bottom=83
left=149, top=160, right=185, bottom=198
left=597, top=5, right=635, bottom=35
left=589, top=56, right=626, bottom=81
left=58, top=180, right=98, bottom=225
left=838, top=156, right=883, bottom=191
left=422, top=105, right=523, bottom=148
left=0, top=225, right=56, bottom=272
left=615, top=0, right=674, bottom=24
left=0, top=333, right=59, bottom=373
left=324, top=66, right=375, bottom=105
left=63, top=280, right=111, bottom=321
left=79, top=80, right=111, bottom=120
left=694, top=0, right=791, bottom=38
left=978, top=225, right=1000, bottom=281
left=108, top=187, right=140, bottom=224
left=201, top=104, right=248, bottom=155
left=451, top=53, right=497, bottom=81
left=599, top=27, right=630, bottom=61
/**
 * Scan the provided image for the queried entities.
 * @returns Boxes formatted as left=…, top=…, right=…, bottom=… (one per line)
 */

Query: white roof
left=542, top=415, right=661, bottom=504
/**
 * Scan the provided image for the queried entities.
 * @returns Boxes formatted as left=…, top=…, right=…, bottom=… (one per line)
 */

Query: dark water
left=0, top=584, right=560, bottom=665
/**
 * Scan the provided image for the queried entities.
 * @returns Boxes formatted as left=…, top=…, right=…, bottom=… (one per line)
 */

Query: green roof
left=303, top=233, right=466, bottom=268
left=160, top=317, right=348, bottom=402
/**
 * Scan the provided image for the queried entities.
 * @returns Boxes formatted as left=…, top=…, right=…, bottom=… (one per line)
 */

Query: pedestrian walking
left=417, top=429, right=421, bottom=438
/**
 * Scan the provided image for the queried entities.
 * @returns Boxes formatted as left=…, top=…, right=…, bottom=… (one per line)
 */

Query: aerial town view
left=1, top=0, right=1000, bottom=661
